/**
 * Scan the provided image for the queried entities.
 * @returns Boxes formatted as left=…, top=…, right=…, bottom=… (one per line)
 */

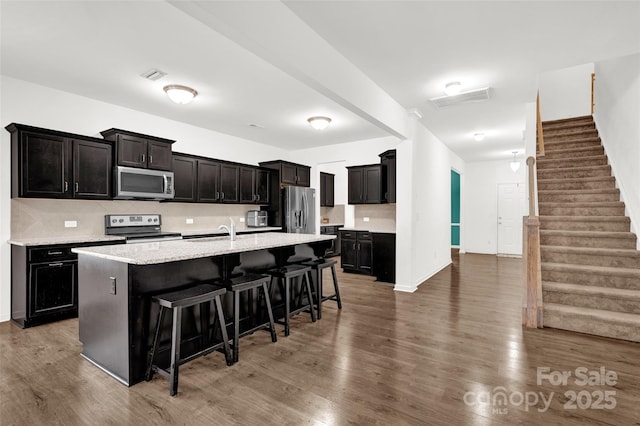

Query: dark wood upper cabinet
left=20, top=131, right=71, bottom=198
left=239, top=166, right=256, bottom=204
left=197, top=159, right=220, bottom=203
left=100, top=128, right=174, bottom=171
left=255, top=169, right=270, bottom=205
left=320, top=172, right=335, bottom=207
left=347, top=164, right=384, bottom=204
left=73, top=139, right=112, bottom=199
left=260, top=160, right=311, bottom=187
left=173, top=153, right=268, bottom=205
left=379, top=150, right=396, bottom=203
left=172, top=154, right=197, bottom=202
left=147, top=141, right=172, bottom=171
left=219, top=163, right=239, bottom=203
left=7, top=124, right=111, bottom=200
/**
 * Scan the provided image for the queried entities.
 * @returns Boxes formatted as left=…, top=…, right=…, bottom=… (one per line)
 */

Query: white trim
left=394, top=259, right=451, bottom=293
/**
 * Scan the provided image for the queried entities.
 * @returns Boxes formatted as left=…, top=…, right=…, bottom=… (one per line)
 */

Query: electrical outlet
left=363, top=217, right=370, bottom=222
left=186, top=218, right=194, bottom=224
left=239, top=217, right=245, bottom=223
left=64, top=220, right=77, bottom=228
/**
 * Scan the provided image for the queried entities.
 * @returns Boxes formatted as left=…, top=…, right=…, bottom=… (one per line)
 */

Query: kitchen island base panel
left=78, top=239, right=332, bottom=386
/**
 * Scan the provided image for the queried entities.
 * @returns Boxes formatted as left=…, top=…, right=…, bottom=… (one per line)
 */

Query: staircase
left=537, top=115, right=640, bottom=342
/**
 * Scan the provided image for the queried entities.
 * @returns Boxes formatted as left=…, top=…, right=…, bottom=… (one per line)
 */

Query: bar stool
left=302, top=258, right=342, bottom=320
left=265, top=265, right=316, bottom=336
left=145, top=283, right=232, bottom=397
left=221, top=273, right=277, bottom=363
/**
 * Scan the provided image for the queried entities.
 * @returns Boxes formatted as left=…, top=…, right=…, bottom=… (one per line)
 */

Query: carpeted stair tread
left=542, top=282, right=640, bottom=300
left=540, top=229, right=635, bottom=239
left=544, top=137, right=601, bottom=150
left=541, top=245, right=640, bottom=257
left=544, top=303, right=640, bottom=342
left=539, top=215, right=629, bottom=223
left=543, top=145, right=603, bottom=154
left=541, top=262, right=640, bottom=280
left=537, top=164, right=610, bottom=173
left=538, top=176, right=614, bottom=184
left=537, top=155, right=607, bottom=167
left=538, top=188, right=619, bottom=195
left=543, top=128, right=599, bottom=138
left=538, top=201, right=624, bottom=208
left=542, top=115, right=594, bottom=126
left=541, top=121, right=595, bottom=132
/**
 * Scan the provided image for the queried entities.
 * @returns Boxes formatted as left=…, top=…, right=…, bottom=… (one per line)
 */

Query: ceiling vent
left=430, top=87, right=492, bottom=108
left=140, top=68, right=167, bottom=81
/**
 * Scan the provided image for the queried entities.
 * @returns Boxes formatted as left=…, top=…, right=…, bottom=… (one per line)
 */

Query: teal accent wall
left=451, top=170, right=461, bottom=246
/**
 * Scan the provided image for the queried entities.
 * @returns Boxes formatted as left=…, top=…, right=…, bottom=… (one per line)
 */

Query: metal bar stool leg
left=330, top=265, right=342, bottom=309
left=262, top=282, right=278, bottom=343
left=169, top=306, right=182, bottom=397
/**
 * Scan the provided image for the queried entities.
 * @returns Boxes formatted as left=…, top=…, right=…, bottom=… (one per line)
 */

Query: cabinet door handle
left=221, top=192, right=225, bottom=200
left=256, top=194, right=260, bottom=201
left=141, top=154, right=146, bottom=163
left=47, top=251, right=63, bottom=255
left=75, top=182, right=79, bottom=192
left=215, top=191, right=220, bottom=200
left=64, top=181, right=68, bottom=192
left=353, top=243, right=356, bottom=250
left=149, top=155, right=153, bottom=164
left=48, top=262, right=64, bottom=267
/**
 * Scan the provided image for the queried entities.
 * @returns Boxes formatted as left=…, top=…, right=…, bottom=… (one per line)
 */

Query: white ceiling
left=2, top=1, right=639, bottom=161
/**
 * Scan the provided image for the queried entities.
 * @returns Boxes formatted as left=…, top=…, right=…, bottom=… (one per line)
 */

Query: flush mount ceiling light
left=163, top=85, right=198, bottom=105
left=473, top=132, right=485, bottom=142
left=444, top=81, right=462, bottom=96
left=510, top=151, right=521, bottom=172
left=307, top=116, right=332, bottom=130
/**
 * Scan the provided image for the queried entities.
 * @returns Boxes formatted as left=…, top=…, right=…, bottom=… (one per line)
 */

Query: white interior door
left=497, top=183, right=526, bottom=255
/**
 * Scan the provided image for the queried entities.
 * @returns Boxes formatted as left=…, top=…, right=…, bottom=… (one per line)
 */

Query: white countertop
left=180, top=226, right=282, bottom=237
left=320, top=223, right=344, bottom=227
left=72, top=232, right=335, bottom=265
left=339, top=228, right=396, bottom=233
left=8, top=235, right=126, bottom=247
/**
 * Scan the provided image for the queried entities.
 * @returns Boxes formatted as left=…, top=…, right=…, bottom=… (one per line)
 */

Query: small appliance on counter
left=105, top=214, right=182, bottom=243
left=247, top=210, right=268, bottom=227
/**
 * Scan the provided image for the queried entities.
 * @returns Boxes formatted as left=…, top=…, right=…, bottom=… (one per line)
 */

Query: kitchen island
left=72, top=232, right=334, bottom=386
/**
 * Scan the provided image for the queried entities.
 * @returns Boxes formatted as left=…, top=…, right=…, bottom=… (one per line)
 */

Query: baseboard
left=497, top=254, right=522, bottom=259
left=0, top=313, right=10, bottom=323
left=394, top=259, right=451, bottom=293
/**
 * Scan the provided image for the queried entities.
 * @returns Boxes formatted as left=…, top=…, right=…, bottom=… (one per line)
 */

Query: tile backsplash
left=354, top=204, right=396, bottom=232
left=320, top=204, right=345, bottom=225
left=11, top=198, right=259, bottom=238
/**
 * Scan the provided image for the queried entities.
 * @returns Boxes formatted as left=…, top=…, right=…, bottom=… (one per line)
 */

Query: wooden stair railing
left=536, top=92, right=545, bottom=157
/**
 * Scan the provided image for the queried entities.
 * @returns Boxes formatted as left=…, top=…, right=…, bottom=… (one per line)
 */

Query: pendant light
left=510, top=151, right=521, bottom=172
left=444, top=81, right=462, bottom=96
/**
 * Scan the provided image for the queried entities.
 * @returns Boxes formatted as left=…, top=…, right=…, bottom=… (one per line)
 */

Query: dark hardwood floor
left=1, top=253, right=639, bottom=425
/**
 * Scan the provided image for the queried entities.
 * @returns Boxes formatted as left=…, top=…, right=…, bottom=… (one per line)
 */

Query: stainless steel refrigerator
left=284, top=186, right=316, bottom=234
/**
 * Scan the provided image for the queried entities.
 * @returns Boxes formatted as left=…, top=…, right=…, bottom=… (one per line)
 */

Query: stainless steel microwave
left=113, top=166, right=174, bottom=200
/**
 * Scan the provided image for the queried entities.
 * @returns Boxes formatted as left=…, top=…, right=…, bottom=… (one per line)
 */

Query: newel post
left=523, top=157, right=543, bottom=328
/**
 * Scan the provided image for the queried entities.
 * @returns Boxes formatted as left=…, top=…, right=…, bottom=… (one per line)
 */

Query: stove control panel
left=105, top=214, right=161, bottom=228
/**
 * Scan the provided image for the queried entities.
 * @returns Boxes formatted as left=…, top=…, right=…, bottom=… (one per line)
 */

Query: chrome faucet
left=218, top=218, right=236, bottom=241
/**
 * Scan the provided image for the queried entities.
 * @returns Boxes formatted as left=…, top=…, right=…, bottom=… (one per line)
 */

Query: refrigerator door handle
left=302, top=193, right=307, bottom=230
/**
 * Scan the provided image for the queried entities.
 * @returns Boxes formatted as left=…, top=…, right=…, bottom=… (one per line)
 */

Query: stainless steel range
left=105, top=214, right=182, bottom=244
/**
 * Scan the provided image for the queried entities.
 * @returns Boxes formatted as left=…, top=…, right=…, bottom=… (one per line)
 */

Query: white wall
left=539, top=63, right=594, bottom=121
left=0, top=76, right=289, bottom=322
left=594, top=53, right=640, bottom=247
left=464, top=159, right=526, bottom=255
left=395, top=119, right=465, bottom=292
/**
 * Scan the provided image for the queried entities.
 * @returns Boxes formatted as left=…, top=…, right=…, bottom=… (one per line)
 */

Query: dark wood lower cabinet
left=340, top=231, right=372, bottom=274
left=372, top=233, right=396, bottom=283
left=340, top=230, right=395, bottom=283
left=11, top=240, right=124, bottom=328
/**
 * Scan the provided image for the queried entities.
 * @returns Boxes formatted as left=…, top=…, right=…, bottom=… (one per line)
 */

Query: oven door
left=114, top=166, right=174, bottom=199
